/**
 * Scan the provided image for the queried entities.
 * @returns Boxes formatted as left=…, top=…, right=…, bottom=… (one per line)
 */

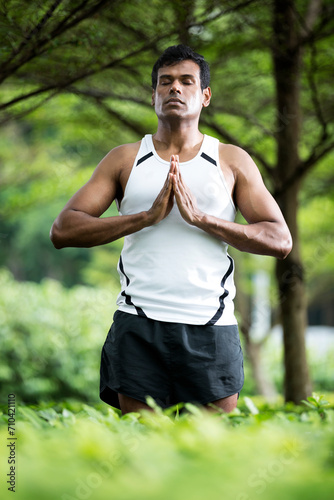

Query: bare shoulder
left=95, top=140, right=141, bottom=178
left=107, top=141, right=141, bottom=163
left=218, top=143, right=260, bottom=200
left=218, top=143, right=260, bottom=181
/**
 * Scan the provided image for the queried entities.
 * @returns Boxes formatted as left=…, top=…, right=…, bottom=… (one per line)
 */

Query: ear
left=202, top=87, right=212, bottom=108
left=151, top=89, right=155, bottom=106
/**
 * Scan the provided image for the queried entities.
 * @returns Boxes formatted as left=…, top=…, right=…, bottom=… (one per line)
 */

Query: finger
left=169, top=155, right=176, bottom=171
left=165, top=165, right=174, bottom=185
left=165, top=174, right=174, bottom=195
left=168, top=172, right=175, bottom=186
left=173, top=163, right=180, bottom=181
left=173, top=174, right=183, bottom=196
left=171, top=172, right=178, bottom=192
left=171, top=156, right=179, bottom=181
left=178, top=172, right=185, bottom=186
left=170, top=155, right=177, bottom=170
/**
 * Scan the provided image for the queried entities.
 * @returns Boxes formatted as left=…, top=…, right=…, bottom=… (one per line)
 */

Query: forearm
left=50, top=209, right=150, bottom=249
left=195, top=213, right=291, bottom=259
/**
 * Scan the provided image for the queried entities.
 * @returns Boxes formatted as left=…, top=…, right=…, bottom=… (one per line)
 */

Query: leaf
left=19, top=406, right=46, bottom=429
left=244, top=397, right=259, bottom=415
left=184, top=403, right=204, bottom=417
left=308, top=397, right=319, bottom=406
left=145, top=396, right=163, bottom=414
left=301, top=399, right=316, bottom=409
left=121, top=412, right=141, bottom=422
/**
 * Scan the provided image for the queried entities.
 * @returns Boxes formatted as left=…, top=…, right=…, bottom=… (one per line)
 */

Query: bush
left=0, top=397, right=333, bottom=500
left=0, top=269, right=117, bottom=403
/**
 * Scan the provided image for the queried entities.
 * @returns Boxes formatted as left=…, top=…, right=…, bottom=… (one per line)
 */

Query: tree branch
left=0, top=0, right=110, bottom=84
left=0, top=0, right=269, bottom=117
left=211, top=104, right=276, bottom=138
left=305, top=43, right=328, bottom=141
left=67, top=86, right=152, bottom=108
left=298, top=2, right=334, bottom=46
left=291, top=0, right=322, bottom=38
left=0, top=35, right=168, bottom=113
left=304, top=0, right=323, bottom=32
left=6, top=0, right=63, bottom=62
left=86, top=96, right=149, bottom=138
left=47, top=0, right=110, bottom=40
left=218, top=0, right=277, bottom=52
left=0, top=92, right=57, bottom=126
left=0, top=86, right=56, bottom=111
left=274, top=136, right=334, bottom=197
left=200, top=117, right=274, bottom=178
left=193, top=0, right=263, bottom=26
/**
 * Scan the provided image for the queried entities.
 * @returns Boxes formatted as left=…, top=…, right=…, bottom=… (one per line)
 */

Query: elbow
left=278, top=233, right=293, bottom=260
left=49, top=222, right=65, bottom=249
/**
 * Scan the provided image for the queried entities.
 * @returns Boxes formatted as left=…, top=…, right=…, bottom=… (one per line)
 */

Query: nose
left=169, top=80, right=181, bottom=94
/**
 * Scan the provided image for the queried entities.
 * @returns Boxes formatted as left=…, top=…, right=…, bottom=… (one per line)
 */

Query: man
left=50, top=45, right=292, bottom=415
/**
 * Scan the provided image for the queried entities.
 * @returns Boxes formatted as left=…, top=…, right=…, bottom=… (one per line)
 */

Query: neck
left=153, top=120, right=203, bottom=153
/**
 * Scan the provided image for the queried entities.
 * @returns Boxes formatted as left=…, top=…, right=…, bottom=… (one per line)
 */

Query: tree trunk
left=272, top=0, right=312, bottom=403
left=275, top=185, right=312, bottom=402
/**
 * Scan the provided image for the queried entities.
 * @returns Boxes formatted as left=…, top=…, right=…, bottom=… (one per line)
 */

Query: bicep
left=61, top=157, right=118, bottom=218
left=234, top=155, right=284, bottom=225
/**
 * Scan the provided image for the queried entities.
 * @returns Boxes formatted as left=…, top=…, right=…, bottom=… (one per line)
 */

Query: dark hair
left=151, top=44, right=210, bottom=91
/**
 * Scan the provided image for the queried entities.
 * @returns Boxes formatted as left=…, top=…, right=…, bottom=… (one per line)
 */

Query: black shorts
left=100, top=310, right=244, bottom=410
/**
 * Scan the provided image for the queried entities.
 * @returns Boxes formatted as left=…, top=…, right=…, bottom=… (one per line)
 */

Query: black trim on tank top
left=136, top=152, right=153, bottom=166
left=118, top=256, right=147, bottom=317
left=205, top=255, right=234, bottom=326
left=201, top=152, right=217, bottom=166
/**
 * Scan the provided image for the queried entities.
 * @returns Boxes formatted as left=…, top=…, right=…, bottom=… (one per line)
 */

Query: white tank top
left=116, top=134, right=237, bottom=326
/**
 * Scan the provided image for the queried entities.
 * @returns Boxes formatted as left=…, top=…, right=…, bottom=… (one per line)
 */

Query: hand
left=170, top=155, right=204, bottom=225
left=146, top=162, right=174, bottom=225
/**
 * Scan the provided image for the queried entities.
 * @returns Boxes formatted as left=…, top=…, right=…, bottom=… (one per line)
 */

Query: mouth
left=166, top=98, right=184, bottom=104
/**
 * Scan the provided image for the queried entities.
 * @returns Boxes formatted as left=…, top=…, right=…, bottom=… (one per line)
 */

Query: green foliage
left=299, top=159, right=334, bottom=283
left=0, top=397, right=333, bottom=500
left=0, top=269, right=118, bottom=403
left=301, top=393, right=330, bottom=420
left=0, top=111, right=124, bottom=287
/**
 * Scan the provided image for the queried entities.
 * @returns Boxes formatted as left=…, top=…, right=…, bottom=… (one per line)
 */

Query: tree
left=200, top=0, right=334, bottom=403
left=1, top=0, right=334, bottom=403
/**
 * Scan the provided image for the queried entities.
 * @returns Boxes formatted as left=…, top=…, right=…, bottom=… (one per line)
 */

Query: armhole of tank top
left=118, top=138, right=144, bottom=213
left=215, top=139, right=237, bottom=214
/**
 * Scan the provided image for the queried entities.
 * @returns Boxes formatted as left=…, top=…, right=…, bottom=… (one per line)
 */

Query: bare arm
left=171, top=147, right=292, bottom=259
left=50, top=144, right=174, bottom=249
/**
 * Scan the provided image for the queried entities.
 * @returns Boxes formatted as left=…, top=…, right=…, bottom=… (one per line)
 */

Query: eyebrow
left=159, top=74, right=196, bottom=79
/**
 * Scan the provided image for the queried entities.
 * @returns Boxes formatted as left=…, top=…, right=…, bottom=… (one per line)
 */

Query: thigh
left=171, top=323, right=244, bottom=406
left=101, top=311, right=170, bottom=409
left=118, top=393, right=152, bottom=415
left=206, top=393, right=239, bottom=413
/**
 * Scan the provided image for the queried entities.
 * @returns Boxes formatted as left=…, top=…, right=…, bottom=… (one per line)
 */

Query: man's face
left=152, top=60, right=211, bottom=121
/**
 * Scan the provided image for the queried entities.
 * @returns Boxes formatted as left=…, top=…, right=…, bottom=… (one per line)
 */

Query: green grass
left=1, top=394, right=333, bottom=500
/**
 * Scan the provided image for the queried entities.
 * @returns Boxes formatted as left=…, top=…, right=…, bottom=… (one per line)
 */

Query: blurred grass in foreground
left=0, top=394, right=333, bottom=500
